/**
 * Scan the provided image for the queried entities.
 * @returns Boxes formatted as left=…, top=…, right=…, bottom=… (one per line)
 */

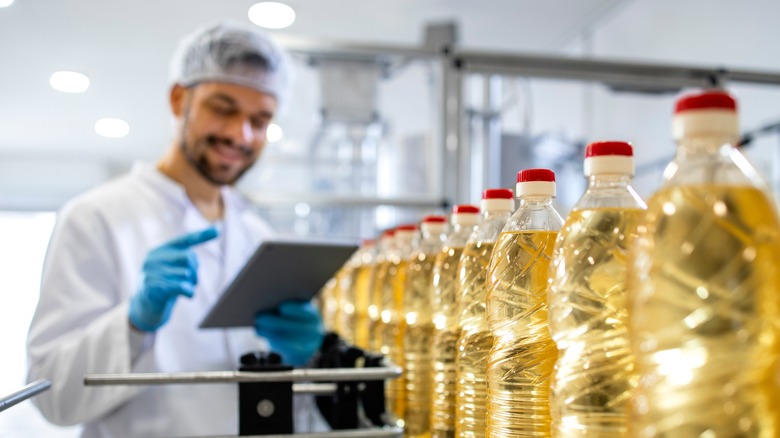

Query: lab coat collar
left=131, top=161, right=190, bottom=209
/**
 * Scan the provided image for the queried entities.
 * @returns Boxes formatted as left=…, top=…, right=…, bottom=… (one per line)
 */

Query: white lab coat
left=26, top=163, right=327, bottom=437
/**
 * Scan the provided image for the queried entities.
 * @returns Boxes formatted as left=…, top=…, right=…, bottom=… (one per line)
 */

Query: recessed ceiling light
left=0, top=0, right=14, bottom=8
left=248, top=2, right=296, bottom=29
left=267, top=123, right=283, bottom=142
left=49, top=71, right=90, bottom=93
left=95, top=118, right=130, bottom=138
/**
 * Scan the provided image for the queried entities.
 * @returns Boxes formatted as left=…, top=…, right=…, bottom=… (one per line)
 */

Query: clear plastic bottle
left=370, top=230, right=396, bottom=352
left=334, top=255, right=358, bottom=343
left=351, top=239, right=376, bottom=350
left=629, top=90, right=780, bottom=436
left=382, top=224, right=418, bottom=424
left=548, top=142, right=646, bottom=437
left=319, top=276, right=339, bottom=333
left=485, top=168, right=563, bottom=437
left=404, top=216, right=448, bottom=438
left=431, top=205, right=480, bottom=438
left=456, top=189, right=514, bottom=438
left=338, top=239, right=374, bottom=347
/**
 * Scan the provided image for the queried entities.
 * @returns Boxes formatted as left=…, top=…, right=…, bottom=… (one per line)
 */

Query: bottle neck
left=482, top=209, right=513, bottom=221
left=519, top=195, right=554, bottom=207
left=676, top=135, right=735, bottom=158
left=587, top=173, right=632, bottom=189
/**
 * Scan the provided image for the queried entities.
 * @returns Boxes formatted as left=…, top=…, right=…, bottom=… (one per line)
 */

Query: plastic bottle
left=455, top=189, right=514, bottom=438
left=334, top=253, right=358, bottom=343
left=431, top=205, right=480, bottom=438
left=369, top=229, right=396, bottom=352
left=381, top=224, right=418, bottom=423
left=336, top=239, right=374, bottom=346
left=319, top=276, right=339, bottom=334
left=351, top=239, right=376, bottom=350
left=403, top=215, right=448, bottom=438
left=485, top=168, right=563, bottom=437
left=629, top=90, right=780, bottom=436
left=548, top=142, right=646, bottom=437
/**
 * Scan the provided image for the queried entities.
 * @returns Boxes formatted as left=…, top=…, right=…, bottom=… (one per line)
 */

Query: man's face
left=175, top=82, right=277, bottom=186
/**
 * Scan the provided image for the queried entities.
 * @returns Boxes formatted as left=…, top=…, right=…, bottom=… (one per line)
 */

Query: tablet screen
left=200, top=239, right=358, bottom=328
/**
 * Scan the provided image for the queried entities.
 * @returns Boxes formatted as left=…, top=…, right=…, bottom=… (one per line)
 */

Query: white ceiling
left=0, top=0, right=628, bottom=163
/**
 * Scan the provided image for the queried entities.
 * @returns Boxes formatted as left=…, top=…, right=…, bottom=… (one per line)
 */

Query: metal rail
left=453, top=49, right=780, bottom=91
left=84, top=366, right=402, bottom=386
left=0, top=379, right=51, bottom=413
left=194, top=428, right=403, bottom=438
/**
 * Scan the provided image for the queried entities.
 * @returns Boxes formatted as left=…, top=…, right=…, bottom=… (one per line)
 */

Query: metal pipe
left=292, top=383, right=337, bottom=396
left=0, top=379, right=51, bottom=413
left=84, top=367, right=402, bottom=386
left=454, top=50, right=780, bottom=90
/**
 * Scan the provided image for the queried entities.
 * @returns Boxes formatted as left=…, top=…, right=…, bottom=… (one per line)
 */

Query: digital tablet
left=199, top=239, right=359, bottom=328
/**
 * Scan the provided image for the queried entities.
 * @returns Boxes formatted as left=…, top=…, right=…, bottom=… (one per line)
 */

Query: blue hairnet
left=170, top=20, right=292, bottom=107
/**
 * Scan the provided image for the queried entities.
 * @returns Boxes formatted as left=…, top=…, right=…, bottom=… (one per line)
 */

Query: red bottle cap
left=452, top=205, right=480, bottom=214
left=516, top=168, right=555, bottom=183
left=585, top=141, right=633, bottom=157
left=422, top=215, right=447, bottom=223
left=482, top=188, right=514, bottom=199
left=674, top=90, right=737, bottom=113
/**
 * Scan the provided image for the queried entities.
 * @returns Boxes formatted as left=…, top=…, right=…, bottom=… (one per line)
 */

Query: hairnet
left=169, top=20, right=293, bottom=107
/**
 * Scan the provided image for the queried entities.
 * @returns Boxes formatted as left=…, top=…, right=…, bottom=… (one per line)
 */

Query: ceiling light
left=248, top=2, right=296, bottom=29
left=0, top=0, right=14, bottom=8
left=267, top=123, right=283, bottom=142
left=95, top=118, right=130, bottom=138
left=49, top=71, right=90, bottom=93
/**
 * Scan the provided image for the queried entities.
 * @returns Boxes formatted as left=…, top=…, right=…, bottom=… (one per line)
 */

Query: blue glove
left=129, top=227, right=219, bottom=332
left=255, top=300, right=325, bottom=366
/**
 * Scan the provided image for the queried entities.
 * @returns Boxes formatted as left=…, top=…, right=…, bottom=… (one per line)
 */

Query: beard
left=179, top=119, right=256, bottom=186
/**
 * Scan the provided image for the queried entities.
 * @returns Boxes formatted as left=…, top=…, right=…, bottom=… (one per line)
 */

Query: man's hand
left=255, top=300, right=325, bottom=366
left=129, top=227, right=219, bottom=332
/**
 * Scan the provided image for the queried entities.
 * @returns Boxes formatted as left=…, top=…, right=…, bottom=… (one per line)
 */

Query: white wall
left=550, top=0, right=780, bottom=198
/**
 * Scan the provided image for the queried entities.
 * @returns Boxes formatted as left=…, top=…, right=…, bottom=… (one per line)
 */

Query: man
left=26, top=20, right=326, bottom=437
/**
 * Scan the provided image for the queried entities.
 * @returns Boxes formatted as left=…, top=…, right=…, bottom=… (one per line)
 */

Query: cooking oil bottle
left=334, top=253, right=358, bottom=343
left=338, top=239, right=374, bottom=347
left=431, top=205, right=480, bottom=438
left=485, top=168, right=563, bottom=437
left=370, top=229, right=396, bottom=352
left=629, top=90, right=780, bottom=436
left=456, top=189, right=514, bottom=438
left=548, top=141, right=646, bottom=437
left=382, top=224, right=418, bottom=424
left=351, top=239, right=376, bottom=350
left=404, top=215, right=448, bottom=438
left=319, top=276, right=339, bottom=333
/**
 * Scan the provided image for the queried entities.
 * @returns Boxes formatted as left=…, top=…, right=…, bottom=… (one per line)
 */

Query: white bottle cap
left=480, top=188, right=515, bottom=212
left=515, top=168, right=556, bottom=198
left=583, top=141, right=635, bottom=176
left=451, top=205, right=480, bottom=226
left=672, top=90, right=739, bottom=140
left=421, top=215, right=447, bottom=235
left=394, top=224, right=418, bottom=241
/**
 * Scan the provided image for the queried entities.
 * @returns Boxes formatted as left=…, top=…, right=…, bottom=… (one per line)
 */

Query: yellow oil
left=404, top=253, right=438, bottom=438
left=630, top=185, right=780, bottom=437
left=369, top=259, right=391, bottom=352
left=335, top=266, right=355, bottom=343
left=485, top=230, right=559, bottom=437
left=548, top=208, right=643, bottom=437
left=352, top=264, right=374, bottom=350
left=456, top=241, right=495, bottom=438
left=320, top=276, right=339, bottom=333
left=382, top=259, right=408, bottom=421
left=431, top=246, right=465, bottom=438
